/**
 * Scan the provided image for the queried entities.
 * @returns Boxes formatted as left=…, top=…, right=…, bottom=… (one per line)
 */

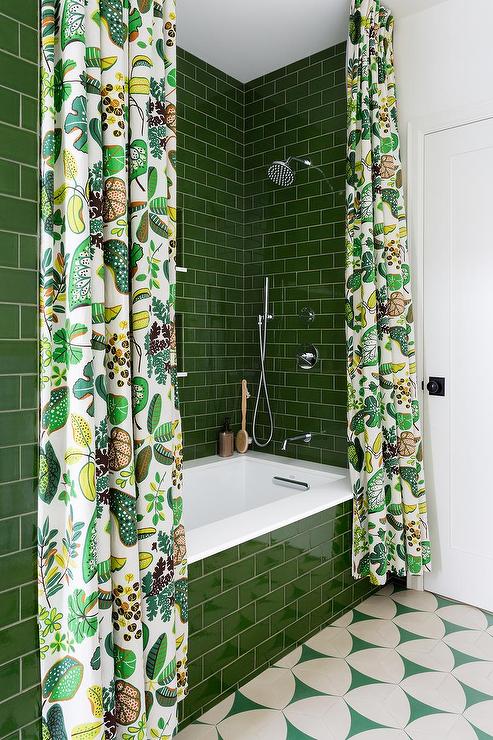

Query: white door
left=423, top=116, right=493, bottom=612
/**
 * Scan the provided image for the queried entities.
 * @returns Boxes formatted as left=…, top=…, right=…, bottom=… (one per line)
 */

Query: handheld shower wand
left=252, top=277, right=274, bottom=448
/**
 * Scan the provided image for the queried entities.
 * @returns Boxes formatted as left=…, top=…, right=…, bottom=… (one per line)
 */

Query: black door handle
left=427, top=377, right=445, bottom=396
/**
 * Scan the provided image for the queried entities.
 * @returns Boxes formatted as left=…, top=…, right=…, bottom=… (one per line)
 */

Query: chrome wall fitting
left=297, top=344, right=319, bottom=370
left=299, top=306, right=315, bottom=324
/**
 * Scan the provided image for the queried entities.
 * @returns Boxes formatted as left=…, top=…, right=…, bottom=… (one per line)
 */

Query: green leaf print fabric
left=345, top=0, right=431, bottom=585
left=39, top=1, right=187, bottom=737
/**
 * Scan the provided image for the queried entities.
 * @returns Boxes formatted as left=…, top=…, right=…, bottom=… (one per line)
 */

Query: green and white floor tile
left=177, top=583, right=493, bottom=739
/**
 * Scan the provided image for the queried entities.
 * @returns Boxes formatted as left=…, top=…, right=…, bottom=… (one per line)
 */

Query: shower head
left=267, top=156, right=312, bottom=187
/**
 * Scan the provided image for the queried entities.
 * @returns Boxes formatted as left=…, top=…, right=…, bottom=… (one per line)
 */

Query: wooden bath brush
left=235, top=379, right=251, bottom=454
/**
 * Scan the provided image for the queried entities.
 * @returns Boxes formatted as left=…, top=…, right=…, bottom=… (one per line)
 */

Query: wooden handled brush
left=235, top=380, right=250, bottom=454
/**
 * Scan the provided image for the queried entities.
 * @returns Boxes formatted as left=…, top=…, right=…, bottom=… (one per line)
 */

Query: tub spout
left=281, top=432, right=313, bottom=452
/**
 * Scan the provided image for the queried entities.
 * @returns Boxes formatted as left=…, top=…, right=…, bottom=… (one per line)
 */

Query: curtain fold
left=39, top=1, right=187, bottom=737
left=345, top=0, right=431, bottom=585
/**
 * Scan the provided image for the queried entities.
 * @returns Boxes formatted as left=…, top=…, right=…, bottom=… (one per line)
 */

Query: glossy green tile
left=20, top=511, right=36, bottom=549
left=222, top=603, right=256, bottom=642
left=20, top=582, right=36, bottom=621
left=0, top=304, right=19, bottom=338
left=0, top=123, right=38, bottom=166
left=0, top=447, right=20, bottom=485
left=187, top=658, right=203, bottom=686
left=188, top=605, right=203, bottom=633
left=203, top=587, right=239, bottom=627
left=1, top=548, right=36, bottom=590
left=0, top=410, right=36, bottom=445
left=0, top=659, right=21, bottom=702
left=188, top=621, right=222, bottom=663
left=0, top=195, right=37, bottom=233
left=189, top=570, right=222, bottom=605
left=204, top=636, right=239, bottom=675
left=0, top=16, right=19, bottom=55
left=0, top=231, right=18, bottom=267
left=21, top=721, right=42, bottom=740
left=20, top=166, right=37, bottom=201
left=182, top=674, right=222, bottom=718
left=17, top=237, right=35, bottom=271
left=0, top=340, right=37, bottom=374
left=0, top=588, right=19, bottom=628
left=270, top=558, right=298, bottom=590
left=222, top=650, right=255, bottom=691
left=20, top=306, right=36, bottom=338
left=2, top=731, right=20, bottom=740
left=0, top=2, right=37, bottom=26
left=0, top=159, right=20, bottom=196
left=20, top=444, right=37, bottom=480
left=0, top=618, right=37, bottom=665
left=0, top=478, right=36, bottom=519
left=21, top=652, right=40, bottom=690
left=297, top=584, right=323, bottom=618
left=255, top=630, right=285, bottom=666
left=0, top=86, right=20, bottom=126
left=203, top=545, right=238, bottom=573
left=239, top=534, right=270, bottom=558
left=239, top=618, right=271, bottom=654
left=255, top=544, right=284, bottom=574
left=256, top=587, right=285, bottom=621
left=239, top=572, right=270, bottom=607
left=333, top=583, right=355, bottom=614
left=222, top=556, right=254, bottom=590
left=0, top=686, right=39, bottom=737
left=19, top=26, right=37, bottom=63
left=21, top=376, right=37, bottom=408
left=21, top=96, right=37, bottom=132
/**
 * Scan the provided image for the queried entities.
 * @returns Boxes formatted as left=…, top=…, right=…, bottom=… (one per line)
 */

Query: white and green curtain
left=39, top=1, right=187, bottom=737
left=345, top=0, right=431, bottom=585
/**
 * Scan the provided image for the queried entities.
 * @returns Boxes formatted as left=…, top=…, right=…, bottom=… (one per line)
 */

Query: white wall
left=394, top=0, right=493, bottom=162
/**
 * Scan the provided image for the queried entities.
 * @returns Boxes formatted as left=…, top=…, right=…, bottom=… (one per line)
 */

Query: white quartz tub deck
left=184, top=451, right=351, bottom=563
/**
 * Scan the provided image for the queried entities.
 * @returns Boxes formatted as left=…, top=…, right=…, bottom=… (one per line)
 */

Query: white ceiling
left=179, top=0, right=449, bottom=83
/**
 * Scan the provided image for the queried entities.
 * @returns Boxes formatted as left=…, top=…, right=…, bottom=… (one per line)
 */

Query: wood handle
left=241, top=379, right=247, bottom=432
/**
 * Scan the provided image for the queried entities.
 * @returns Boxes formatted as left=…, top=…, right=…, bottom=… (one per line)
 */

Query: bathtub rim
left=184, top=451, right=352, bottom=564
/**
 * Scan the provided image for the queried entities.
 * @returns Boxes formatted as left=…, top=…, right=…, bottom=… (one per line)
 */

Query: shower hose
left=252, top=312, right=274, bottom=447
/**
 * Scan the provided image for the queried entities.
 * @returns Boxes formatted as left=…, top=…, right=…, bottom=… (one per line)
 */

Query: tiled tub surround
left=243, top=43, right=348, bottom=468
left=176, top=48, right=246, bottom=461
left=176, top=43, right=348, bottom=468
left=178, top=454, right=376, bottom=728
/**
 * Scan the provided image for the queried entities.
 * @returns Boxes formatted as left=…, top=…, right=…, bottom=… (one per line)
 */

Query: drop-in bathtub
left=185, top=451, right=351, bottom=563
left=179, top=452, right=377, bottom=728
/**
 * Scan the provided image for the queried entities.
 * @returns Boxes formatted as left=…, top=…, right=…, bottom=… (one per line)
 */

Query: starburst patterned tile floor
left=177, top=583, right=493, bottom=739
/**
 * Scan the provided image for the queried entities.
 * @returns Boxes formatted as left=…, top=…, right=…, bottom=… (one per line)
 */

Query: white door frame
left=405, top=100, right=493, bottom=592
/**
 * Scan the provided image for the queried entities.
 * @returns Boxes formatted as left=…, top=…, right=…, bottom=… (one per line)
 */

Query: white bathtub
left=184, top=451, right=351, bottom=563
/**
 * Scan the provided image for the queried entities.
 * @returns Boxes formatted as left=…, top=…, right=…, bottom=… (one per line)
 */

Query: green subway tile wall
left=179, top=501, right=376, bottom=729
left=243, top=44, right=348, bottom=467
left=0, top=3, right=40, bottom=738
left=176, top=44, right=348, bottom=466
left=176, top=48, right=246, bottom=460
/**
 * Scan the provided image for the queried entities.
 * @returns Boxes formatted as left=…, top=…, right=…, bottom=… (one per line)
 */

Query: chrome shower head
left=267, top=156, right=312, bottom=187
left=267, top=160, right=295, bottom=187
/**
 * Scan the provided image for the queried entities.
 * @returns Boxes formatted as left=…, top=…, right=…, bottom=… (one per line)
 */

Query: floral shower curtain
left=345, top=0, right=431, bottom=585
left=39, top=1, right=187, bottom=737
